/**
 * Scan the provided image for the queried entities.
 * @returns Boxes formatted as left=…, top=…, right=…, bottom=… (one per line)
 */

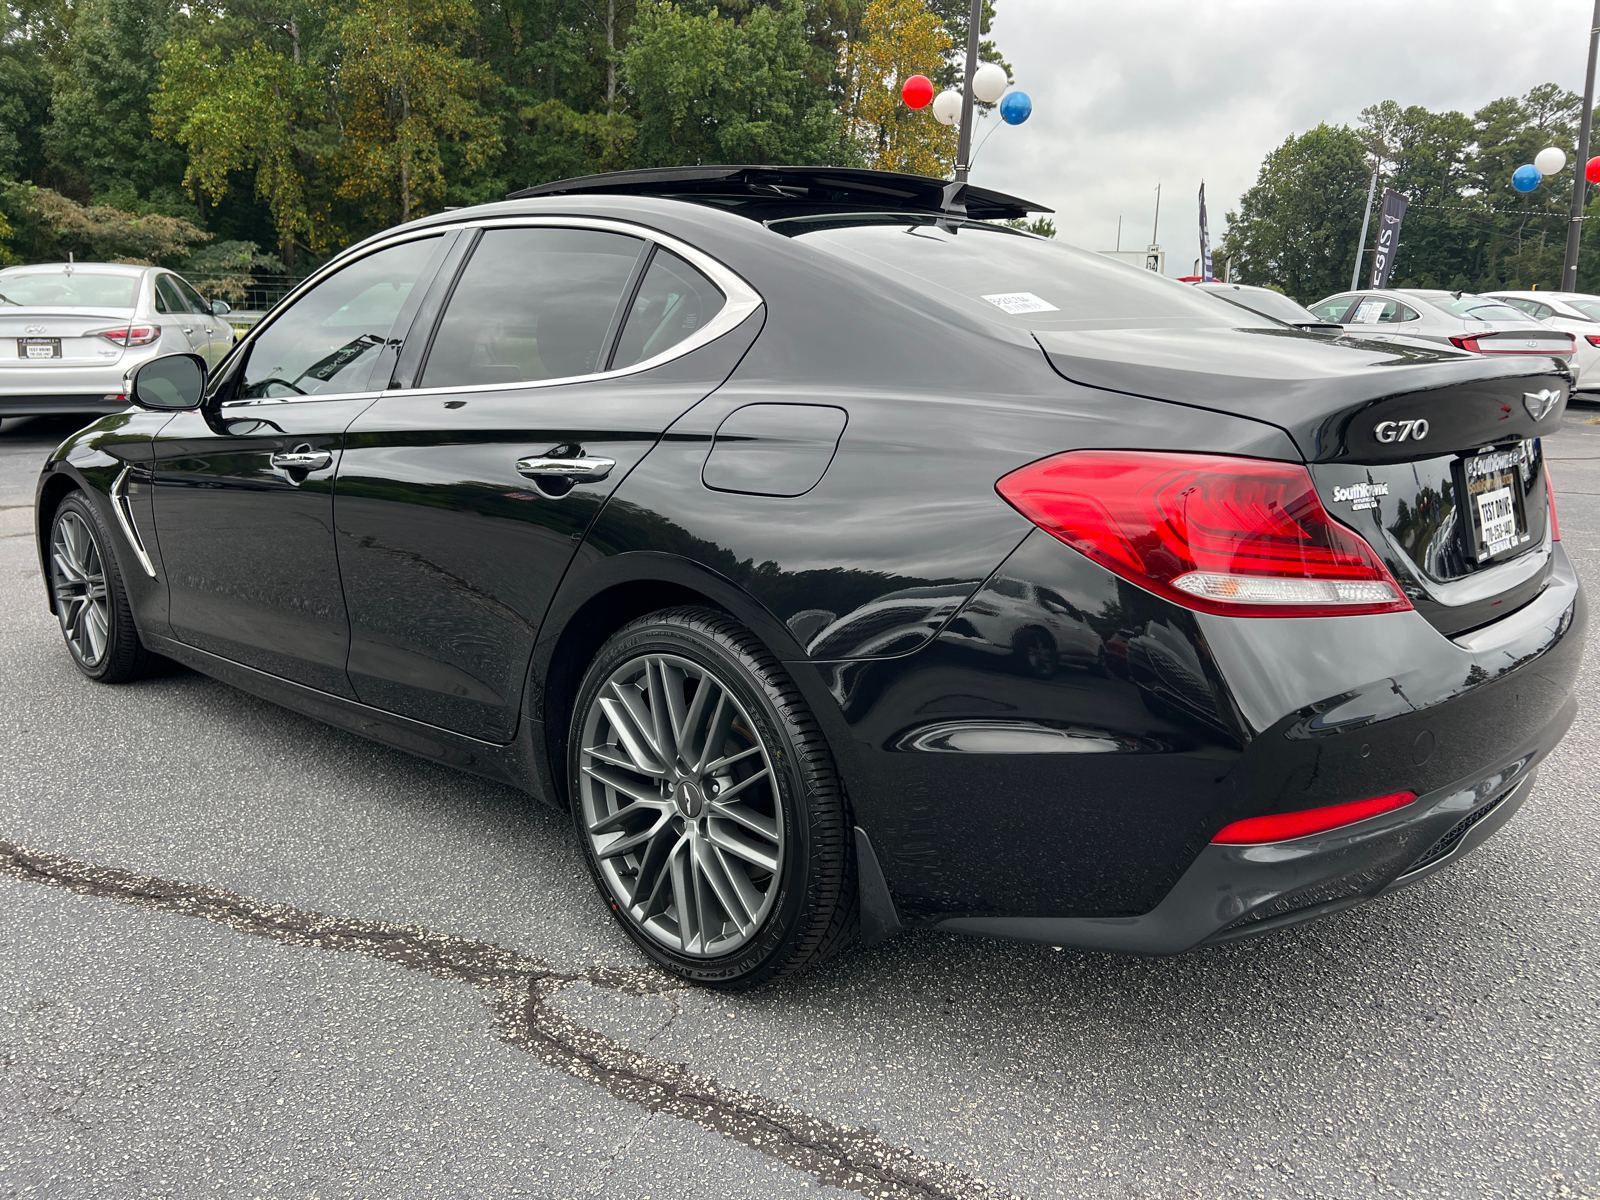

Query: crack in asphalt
left=0, top=839, right=1022, bottom=1200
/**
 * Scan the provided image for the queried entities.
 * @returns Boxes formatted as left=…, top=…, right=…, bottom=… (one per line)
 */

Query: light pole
left=1564, top=0, right=1600, bottom=289
left=1351, top=169, right=1377, bottom=292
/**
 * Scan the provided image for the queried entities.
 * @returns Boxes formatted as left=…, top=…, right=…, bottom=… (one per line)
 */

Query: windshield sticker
left=1351, top=300, right=1385, bottom=324
left=982, top=291, right=1059, bottom=315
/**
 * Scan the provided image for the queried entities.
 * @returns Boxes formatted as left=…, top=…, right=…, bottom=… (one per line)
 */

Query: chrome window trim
left=400, top=215, right=763, bottom=396
left=223, top=390, right=385, bottom=409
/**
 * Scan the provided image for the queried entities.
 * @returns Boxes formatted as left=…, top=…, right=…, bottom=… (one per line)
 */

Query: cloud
left=977, top=0, right=1590, bottom=277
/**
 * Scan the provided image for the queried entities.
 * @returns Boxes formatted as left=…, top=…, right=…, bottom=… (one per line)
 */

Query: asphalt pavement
left=2, top=408, right=1598, bottom=1200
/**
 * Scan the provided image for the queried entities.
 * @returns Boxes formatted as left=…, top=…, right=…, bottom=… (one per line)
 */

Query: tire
left=47, top=490, right=161, bottom=683
left=569, top=605, right=857, bottom=988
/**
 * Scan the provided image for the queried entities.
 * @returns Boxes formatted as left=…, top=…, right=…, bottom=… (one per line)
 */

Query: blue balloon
left=1512, top=164, right=1543, bottom=192
left=999, top=91, right=1032, bottom=125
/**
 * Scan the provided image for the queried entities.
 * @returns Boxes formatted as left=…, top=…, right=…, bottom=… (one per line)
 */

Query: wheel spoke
left=644, top=658, right=681, bottom=767
left=704, top=841, right=763, bottom=924
left=708, top=797, right=779, bottom=841
left=585, top=789, right=668, bottom=835
left=582, top=761, right=667, bottom=807
left=596, top=812, right=671, bottom=861
left=584, top=742, right=665, bottom=778
left=599, top=692, right=664, bottom=774
left=709, top=767, right=770, bottom=805
left=82, top=599, right=108, bottom=662
left=631, top=828, right=680, bottom=921
left=668, top=837, right=699, bottom=951
left=52, top=549, right=83, bottom=584
left=703, top=744, right=761, bottom=774
left=694, top=691, right=734, bottom=774
left=706, top=818, right=780, bottom=871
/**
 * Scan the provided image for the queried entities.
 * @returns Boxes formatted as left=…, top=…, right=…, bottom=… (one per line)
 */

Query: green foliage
left=1220, top=123, right=1369, bottom=303
left=1224, top=85, right=1600, bottom=300
left=1003, top=215, right=1054, bottom=237
left=623, top=0, right=844, bottom=167
left=174, top=237, right=283, bottom=302
left=3, top=184, right=210, bottom=262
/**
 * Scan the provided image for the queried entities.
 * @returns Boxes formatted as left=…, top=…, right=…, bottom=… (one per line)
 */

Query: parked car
left=1193, top=282, right=1344, bottom=331
left=35, top=166, right=1585, bottom=988
left=0, top=262, right=234, bottom=420
left=1483, top=290, right=1600, bottom=394
left=1308, top=288, right=1574, bottom=358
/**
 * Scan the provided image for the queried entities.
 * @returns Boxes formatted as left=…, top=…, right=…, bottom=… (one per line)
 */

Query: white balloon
left=931, top=89, right=963, bottom=126
left=1535, top=146, right=1568, bottom=175
left=972, top=62, right=1010, bottom=104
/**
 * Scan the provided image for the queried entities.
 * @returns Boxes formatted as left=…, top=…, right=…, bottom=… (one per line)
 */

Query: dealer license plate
left=1461, top=444, right=1532, bottom=562
left=18, top=337, right=61, bottom=359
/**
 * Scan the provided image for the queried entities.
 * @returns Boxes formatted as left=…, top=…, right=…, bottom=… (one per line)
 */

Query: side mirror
left=130, top=353, right=208, bottom=411
left=210, top=298, right=232, bottom=316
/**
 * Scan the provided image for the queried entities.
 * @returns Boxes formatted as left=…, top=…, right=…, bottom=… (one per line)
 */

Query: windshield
left=780, top=215, right=1271, bottom=332
left=1197, top=284, right=1318, bottom=324
left=1422, top=295, right=1529, bottom=321
left=0, top=269, right=140, bottom=308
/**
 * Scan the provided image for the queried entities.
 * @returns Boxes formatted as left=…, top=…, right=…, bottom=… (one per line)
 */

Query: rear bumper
left=938, top=727, right=1558, bottom=953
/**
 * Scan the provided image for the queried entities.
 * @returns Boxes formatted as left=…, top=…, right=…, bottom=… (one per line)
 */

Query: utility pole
left=941, top=0, right=984, bottom=218
left=1151, top=182, right=1161, bottom=247
left=1564, top=0, right=1600, bottom=290
left=1352, top=169, right=1377, bottom=291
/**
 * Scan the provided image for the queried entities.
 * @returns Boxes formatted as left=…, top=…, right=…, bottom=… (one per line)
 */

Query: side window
left=610, top=250, right=727, bottom=369
left=240, top=237, right=440, bottom=400
left=1309, top=296, right=1357, bottom=323
left=175, top=277, right=211, bottom=314
left=1392, top=303, right=1421, bottom=322
left=420, top=227, right=644, bottom=388
left=1532, top=302, right=1555, bottom=320
left=154, top=275, right=186, bottom=315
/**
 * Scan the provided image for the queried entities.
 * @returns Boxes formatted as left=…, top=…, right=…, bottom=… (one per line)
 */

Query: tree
left=1218, top=123, right=1368, bottom=303
left=622, top=0, right=845, bottom=168
left=5, top=185, right=210, bottom=261
left=333, top=0, right=501, bottom=225
left=839, top=0, right=953, bottom=175
left=154, top=38, right=330, bottom=267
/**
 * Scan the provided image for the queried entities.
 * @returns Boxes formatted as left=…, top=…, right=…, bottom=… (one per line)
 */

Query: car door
left=153, top=274, right=211, bottom=360
left=148, top=233, right=454, bottom=697
left=333, top=221, right=761, bottom=741
left=173, top=274, right=231, bottom=365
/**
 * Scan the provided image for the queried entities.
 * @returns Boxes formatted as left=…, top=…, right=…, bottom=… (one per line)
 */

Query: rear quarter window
left=786, top=218, right=1269, bottom=332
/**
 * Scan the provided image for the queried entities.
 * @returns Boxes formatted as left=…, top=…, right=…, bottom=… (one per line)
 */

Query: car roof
left=506, top=165, right=1051, bottom=222
left=0, top=262, right=150, bottom=276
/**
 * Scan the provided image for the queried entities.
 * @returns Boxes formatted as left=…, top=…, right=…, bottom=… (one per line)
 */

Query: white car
left=0, top=262, right=234, bottom=420
left=1483, top=290, right=1600, bottom=394
left=1307, top=288, right=1573, bottom=361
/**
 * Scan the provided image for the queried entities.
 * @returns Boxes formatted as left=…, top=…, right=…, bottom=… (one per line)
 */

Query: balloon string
left=967, top=116, right=1003, bottom=172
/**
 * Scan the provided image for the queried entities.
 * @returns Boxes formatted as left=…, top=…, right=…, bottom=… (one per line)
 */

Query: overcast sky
left=975, top=0, right=1595, bottom=277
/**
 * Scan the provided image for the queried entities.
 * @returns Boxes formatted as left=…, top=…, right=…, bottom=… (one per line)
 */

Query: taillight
left=1586, top=335, right=1600, bottom=348
left=1211, top=791, right=1419, bottom=844
left=89, top=324, right=160, bottom=347
left=1450, top=333, right=1574, bottom=356
left=995, top=451, right=1411, bottom=618
left=1547, top=465, right=1561, bottom=542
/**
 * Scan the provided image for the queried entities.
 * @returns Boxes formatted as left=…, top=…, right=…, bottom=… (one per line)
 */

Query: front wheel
left=570, top=606, right=856, bottom=988
left=48, top=491, right=160, bottom=683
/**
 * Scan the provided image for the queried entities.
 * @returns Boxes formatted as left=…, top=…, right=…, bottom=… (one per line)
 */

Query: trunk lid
left=0, top=308, right=136, bottom=367
left=1035, top=325, right=1566, bottom=635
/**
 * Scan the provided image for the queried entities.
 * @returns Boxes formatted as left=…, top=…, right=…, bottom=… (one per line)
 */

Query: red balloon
left=1587, top=156, right=1600, bottom=184
left=902, top=75, right=934, bottom=109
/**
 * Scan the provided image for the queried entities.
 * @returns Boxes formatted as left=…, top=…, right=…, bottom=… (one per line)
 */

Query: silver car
left=1307, top=288, right=1573, bottom=360
left=0, top=262, right=234, bottom=420
left=1483, top=290, right=1600, bottom=394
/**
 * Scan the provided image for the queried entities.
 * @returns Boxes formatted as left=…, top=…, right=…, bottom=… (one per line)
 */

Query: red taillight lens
left=1547, top=465, right=1561, bottom=541
left=1586, top=335, right=1600, bottom=348
left=1211, top=791, right=1419, bottom=844
left=995, top=451, right=1411, bottom=617
left=89, top=324, right=160, bottom=347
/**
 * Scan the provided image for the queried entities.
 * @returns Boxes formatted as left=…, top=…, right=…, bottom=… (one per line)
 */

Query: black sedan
left=35, top=166, right=1585, bottom=988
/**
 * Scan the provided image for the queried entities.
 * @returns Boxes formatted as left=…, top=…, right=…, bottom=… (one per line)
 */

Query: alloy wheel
left=50, top=510, right=111, bottom=668
left=577, top=653, right=785, bottom=957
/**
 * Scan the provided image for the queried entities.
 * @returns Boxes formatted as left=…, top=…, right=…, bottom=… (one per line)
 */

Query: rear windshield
left=0, top=269, right=140, bottom=308
left=1197, top=284, right=1316, bottom=324
left=1565, top=298, right=1600, bottom=321
left=780, top=215, right=1270, bottom=332
left=1422, top=295, right=1527, bottom=321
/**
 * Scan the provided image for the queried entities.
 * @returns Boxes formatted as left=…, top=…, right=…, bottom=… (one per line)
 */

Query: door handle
left=270, top=450, right=333, bottom=471
left=516, top=455, right=615, bottom=482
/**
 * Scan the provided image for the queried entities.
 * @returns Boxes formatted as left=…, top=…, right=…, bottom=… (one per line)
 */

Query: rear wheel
left=570, top=606, right=856, bottom=988
left=48, top=491, right=160, bottom=683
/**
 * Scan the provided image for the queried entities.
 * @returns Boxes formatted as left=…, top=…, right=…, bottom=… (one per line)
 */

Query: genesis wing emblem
left=1523, top=388, right=1561, bottom=421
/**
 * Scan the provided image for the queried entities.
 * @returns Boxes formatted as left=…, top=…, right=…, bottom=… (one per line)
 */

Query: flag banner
left=1198, top=182, right=1213, bottom=282
left=1370, top=189, right=1409, bottom=289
